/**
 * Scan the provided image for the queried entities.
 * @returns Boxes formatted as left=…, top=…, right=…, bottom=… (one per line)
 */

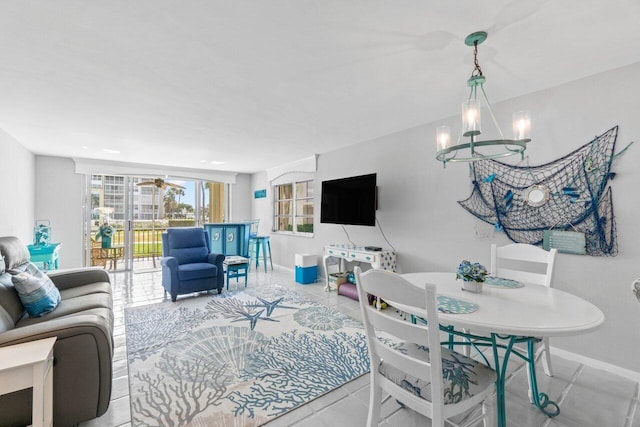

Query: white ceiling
left=1, top=0, right=639, bottom=174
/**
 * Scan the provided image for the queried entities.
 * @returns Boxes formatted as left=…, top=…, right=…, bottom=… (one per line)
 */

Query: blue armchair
left=161, top=228, right=225, bottom=301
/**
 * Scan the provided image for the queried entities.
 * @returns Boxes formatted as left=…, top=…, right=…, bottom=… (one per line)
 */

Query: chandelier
left=436, top=31, right=531, bottom=166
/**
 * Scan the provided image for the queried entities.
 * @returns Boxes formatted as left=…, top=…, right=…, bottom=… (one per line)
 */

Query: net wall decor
left=458, top=126, right=633, bottom=256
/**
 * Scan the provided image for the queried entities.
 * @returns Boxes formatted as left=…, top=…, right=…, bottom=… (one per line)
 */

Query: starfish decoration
left=231, top=308, right=278, bottom=331
left=245, top=297, right=297, bottom=317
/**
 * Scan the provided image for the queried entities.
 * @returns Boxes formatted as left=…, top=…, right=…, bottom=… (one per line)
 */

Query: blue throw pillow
left=9, top=262, right=61, bottom=317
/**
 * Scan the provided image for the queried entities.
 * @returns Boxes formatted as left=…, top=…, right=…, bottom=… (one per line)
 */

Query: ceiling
left=1, top=1, right=639, bottom=174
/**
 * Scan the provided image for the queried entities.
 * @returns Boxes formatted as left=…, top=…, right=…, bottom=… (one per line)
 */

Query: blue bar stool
left=249, top=235, right=273, bottom=272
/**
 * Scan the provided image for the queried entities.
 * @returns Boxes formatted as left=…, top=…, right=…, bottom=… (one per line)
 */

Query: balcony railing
left=91, top=227, right=167, bottom=268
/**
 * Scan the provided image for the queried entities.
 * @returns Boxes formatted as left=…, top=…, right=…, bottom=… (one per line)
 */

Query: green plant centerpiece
left=456, top=260, right=488, bottom=293
left=96, top=222, right=115, bottom=248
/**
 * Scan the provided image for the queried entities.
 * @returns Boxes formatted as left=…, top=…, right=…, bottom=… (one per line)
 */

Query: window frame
left=273, top=178, right=314, bottom=236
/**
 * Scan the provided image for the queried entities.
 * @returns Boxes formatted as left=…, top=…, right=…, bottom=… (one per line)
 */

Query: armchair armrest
left=207, top=253, right=225, bottom=266
left=208, top=253, right=225, bottom=284
left=161, top=256, right=178, bottom=271
left=161, top=256, right=179, bottom=292
left=47, top=267, right=111, bottom=291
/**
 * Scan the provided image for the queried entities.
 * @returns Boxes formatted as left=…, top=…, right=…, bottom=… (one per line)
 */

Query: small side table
left=27, top=243, right=62, bottom=271
left=224, top=256, right=249, bottom=290
left=0, top=337, right=56, bottom=427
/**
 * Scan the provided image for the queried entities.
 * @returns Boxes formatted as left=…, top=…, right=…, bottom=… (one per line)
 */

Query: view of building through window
left=88, top=175, right=227, bottom=269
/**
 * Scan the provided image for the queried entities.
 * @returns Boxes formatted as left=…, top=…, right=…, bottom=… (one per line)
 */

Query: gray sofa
left=0, top=236, right=114, bottom=426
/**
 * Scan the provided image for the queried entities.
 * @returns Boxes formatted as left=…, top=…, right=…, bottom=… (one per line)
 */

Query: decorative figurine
left=95, top=222, right=115, bottom=248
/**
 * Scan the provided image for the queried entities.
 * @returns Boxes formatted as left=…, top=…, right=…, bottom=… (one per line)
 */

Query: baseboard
left=551, top=346, right=640, bottom=383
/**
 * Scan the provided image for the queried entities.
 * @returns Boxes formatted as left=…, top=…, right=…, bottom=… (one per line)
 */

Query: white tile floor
left=81, top=265, right=639, bottom=427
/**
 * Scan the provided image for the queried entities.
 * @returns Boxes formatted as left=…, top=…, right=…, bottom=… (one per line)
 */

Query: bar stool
left=249, top=235, right=273, bottom=272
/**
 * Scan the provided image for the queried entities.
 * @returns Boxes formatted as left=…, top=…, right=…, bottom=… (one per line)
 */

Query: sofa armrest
left=208, top=253, right=225, bottom=284
left=47, top=267, right=111, bottom=291
left=0, top=313, right=114, bottom=423
left=0, top=312, right=113, bottom=351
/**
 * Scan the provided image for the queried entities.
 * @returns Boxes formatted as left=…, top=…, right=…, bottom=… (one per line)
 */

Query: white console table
left=322, top=244, right=396, bottom=291
left=0, top=337, right=56, bottom=427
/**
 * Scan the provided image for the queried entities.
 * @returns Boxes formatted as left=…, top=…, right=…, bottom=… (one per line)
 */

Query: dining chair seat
left=379, top=344, right=496, bottom=405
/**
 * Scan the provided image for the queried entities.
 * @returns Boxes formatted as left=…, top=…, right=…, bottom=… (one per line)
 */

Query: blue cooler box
left=295, top=253, right=318, bottom=284
left=295, top=265, right=318, bottom=284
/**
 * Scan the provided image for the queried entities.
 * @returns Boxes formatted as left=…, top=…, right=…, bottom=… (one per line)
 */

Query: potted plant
left=456, top=260, right=488, bottom=293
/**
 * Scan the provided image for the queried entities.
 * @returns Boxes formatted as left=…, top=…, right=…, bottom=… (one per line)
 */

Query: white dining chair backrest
left=354, top=267, right=497, bottom=427
left=491, top=243, right=557, bottom=287
left=354, top=267, right=445, bottom=419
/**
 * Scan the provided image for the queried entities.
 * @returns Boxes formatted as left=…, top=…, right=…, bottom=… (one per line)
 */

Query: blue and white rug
left=125, top=285, right=368, bottom=426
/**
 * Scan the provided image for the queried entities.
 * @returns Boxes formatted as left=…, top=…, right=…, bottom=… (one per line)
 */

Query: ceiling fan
left=136, top=177, right=185, bottom=190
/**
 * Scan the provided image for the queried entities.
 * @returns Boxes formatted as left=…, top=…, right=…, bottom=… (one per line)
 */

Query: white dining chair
left=491, top=243, right=557, bottom=378
left=354, top=267, right=497, bottom=427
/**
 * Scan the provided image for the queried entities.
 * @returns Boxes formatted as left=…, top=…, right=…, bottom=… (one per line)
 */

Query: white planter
left=462, top=280, right=483, bottom=293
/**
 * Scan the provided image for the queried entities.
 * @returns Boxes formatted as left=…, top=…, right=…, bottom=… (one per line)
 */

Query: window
left=274, top=179, right=314, bottom=235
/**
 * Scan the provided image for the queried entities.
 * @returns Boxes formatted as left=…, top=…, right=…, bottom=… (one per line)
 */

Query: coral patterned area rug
left=125, top=285, right=368, bottom=426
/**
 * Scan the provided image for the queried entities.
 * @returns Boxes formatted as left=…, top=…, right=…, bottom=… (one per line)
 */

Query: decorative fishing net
left=458, top=126, right=623, bottom=256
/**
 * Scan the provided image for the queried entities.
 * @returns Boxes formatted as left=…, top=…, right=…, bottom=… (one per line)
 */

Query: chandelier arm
left=479, top=85, right=505, bottom=140
left=436, top=139, right=527, bottom=163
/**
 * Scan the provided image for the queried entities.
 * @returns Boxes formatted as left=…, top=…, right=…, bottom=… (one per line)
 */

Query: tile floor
left=81, top=265, right=639, bottom=427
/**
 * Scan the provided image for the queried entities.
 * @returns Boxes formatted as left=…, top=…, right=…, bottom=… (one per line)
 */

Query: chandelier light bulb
left=436, top=126, right=451, bottom=151
left=513, top=111, right=531, bottom=141
left=462, top=99, right=481, bottom=137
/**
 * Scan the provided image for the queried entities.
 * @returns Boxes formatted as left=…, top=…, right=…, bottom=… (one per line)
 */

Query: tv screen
left=321, top=173, right=377, bottom=226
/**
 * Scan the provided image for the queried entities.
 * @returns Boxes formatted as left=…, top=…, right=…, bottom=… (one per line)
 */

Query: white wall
left=0, top=130, right=35, bottom=242
left=250, top=171, right=272, bottom=236
left=251, top=62, right=640, bottom=373
left=35, top=156, right=84, bottom=268
left=229, top=173, right=252, bottom=222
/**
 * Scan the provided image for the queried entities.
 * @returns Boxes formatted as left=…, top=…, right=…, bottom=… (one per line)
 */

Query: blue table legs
left=487, top=334, right=560, bottom=427
left=431, top=326, right=560, bottom=427
left=527, top=340, right=560, bottom=417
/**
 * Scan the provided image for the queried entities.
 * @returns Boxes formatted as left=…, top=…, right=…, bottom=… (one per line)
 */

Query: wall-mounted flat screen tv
left=321, top=173, right=377, bottom=226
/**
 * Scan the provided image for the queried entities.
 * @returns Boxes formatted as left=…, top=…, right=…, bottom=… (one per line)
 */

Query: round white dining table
left=398, top=272, right=605, bottom=427
left=402, top=272, right=604, bottom=336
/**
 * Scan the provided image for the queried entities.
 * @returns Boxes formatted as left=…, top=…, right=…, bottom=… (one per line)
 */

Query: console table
left=0, top=337, right=56, bottom=427
left=27, top=243, right=61, bottom=271
left=322, top=244, right=396, bottom=291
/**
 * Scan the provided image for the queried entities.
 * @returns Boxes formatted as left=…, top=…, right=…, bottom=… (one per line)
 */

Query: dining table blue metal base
left=400, top=272, right=604, bottom=427
left=439, top=325, right=560, bottom=426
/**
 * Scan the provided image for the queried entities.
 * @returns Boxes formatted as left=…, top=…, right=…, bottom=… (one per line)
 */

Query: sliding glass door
left=85, top=175, right=228, bottom=271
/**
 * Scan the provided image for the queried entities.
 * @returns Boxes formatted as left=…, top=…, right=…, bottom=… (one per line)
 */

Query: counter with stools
left=249, top=235, right=273, bottom=272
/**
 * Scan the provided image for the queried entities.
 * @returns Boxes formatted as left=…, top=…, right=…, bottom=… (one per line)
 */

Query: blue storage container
left=295, top=265, right=318, bottom=284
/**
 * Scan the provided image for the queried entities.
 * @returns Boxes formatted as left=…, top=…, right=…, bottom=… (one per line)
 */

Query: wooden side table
left=224, top=256, right=249, bottom=290
left=27, top=243, right=62, bottom=271
left=0, top=337, right=56, bottom=427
